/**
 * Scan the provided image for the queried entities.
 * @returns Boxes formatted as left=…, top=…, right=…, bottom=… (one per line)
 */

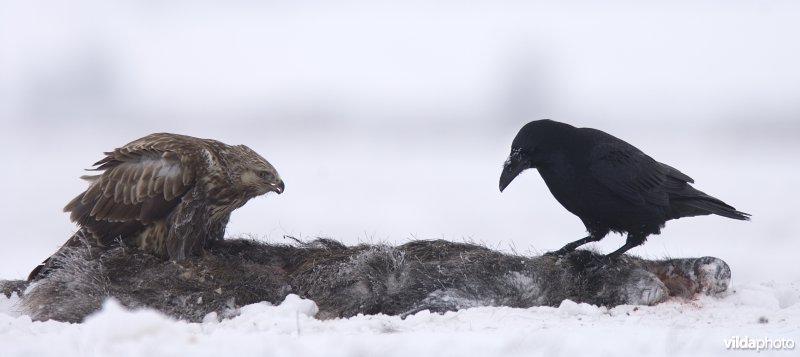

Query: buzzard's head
left=232, top=145, right=285, bottom=197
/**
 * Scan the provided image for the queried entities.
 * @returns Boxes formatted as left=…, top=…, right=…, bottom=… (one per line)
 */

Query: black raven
left=499, top=119, right=750, bottom=258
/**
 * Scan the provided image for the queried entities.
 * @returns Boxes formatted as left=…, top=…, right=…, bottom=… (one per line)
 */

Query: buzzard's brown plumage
left=29, top=133, right=284, bottom=280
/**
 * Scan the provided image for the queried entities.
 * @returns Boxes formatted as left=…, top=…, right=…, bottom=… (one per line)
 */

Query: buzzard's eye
left=256, top=170, right=273, bottom=180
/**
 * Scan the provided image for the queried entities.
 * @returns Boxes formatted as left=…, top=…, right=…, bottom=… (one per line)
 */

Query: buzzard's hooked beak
left=499, top=149, right=529, bottom=192
left=271, top=180, right=285, bottom=194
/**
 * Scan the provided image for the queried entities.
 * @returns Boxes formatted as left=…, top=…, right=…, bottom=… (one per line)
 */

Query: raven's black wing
left=588, top=140, right=694, bottom=207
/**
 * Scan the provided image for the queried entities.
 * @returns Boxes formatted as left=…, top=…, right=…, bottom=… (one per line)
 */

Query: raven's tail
left=667, top=182, right=751, bottom=221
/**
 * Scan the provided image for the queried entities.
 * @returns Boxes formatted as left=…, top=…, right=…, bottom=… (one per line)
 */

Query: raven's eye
left=256, top=170, right=273, bottom=180
left=511, top=148, right=527, bottom=157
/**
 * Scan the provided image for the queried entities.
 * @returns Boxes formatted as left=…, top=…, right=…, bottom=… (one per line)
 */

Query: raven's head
left=499, top=119, right=573, bottom=192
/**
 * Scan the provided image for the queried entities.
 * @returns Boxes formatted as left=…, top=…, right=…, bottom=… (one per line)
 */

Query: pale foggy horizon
left=1, top=0, right=798, bottom=282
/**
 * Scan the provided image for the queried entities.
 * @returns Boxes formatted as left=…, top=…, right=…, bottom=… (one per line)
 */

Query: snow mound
left=557, top=299, right=608, bottom=316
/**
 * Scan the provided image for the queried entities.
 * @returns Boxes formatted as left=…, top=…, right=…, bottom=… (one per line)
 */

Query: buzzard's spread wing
left=64, top=135, right=198, bottom=244
left=588, top=142, right=693, bottom=207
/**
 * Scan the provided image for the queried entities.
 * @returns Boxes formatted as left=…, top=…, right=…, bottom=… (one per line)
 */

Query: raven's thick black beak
left=499, top=149, right=528, bottom=192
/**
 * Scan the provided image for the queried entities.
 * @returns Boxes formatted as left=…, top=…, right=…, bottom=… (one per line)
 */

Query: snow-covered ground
left=2, top=0, right=799, bottom=355
left=2, top=285, right=798, bottom=356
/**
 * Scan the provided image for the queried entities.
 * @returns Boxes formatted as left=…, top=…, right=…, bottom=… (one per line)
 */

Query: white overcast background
left=1, top=0, right=799, bottom=286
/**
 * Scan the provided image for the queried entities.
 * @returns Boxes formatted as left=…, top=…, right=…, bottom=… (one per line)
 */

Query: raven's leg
left=605, top=233, right=647, bottom=259
left=553, top=236, right=601, bottom=254
left=549, top=229, right=609, bottom=255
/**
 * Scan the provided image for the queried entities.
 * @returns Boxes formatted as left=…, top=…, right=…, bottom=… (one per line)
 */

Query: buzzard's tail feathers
left=27, top=230, right=93, bottom=281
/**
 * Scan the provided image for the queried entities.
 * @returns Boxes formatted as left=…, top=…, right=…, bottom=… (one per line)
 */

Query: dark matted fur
left=4, top=238, right=730, bottom=322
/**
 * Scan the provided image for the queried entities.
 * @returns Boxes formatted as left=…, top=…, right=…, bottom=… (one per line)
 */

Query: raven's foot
left=558, top=250, right=613, bottom=274
left=543, top=248, right=572, bottom=257
left=583, top=255, right=612, bottom=273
